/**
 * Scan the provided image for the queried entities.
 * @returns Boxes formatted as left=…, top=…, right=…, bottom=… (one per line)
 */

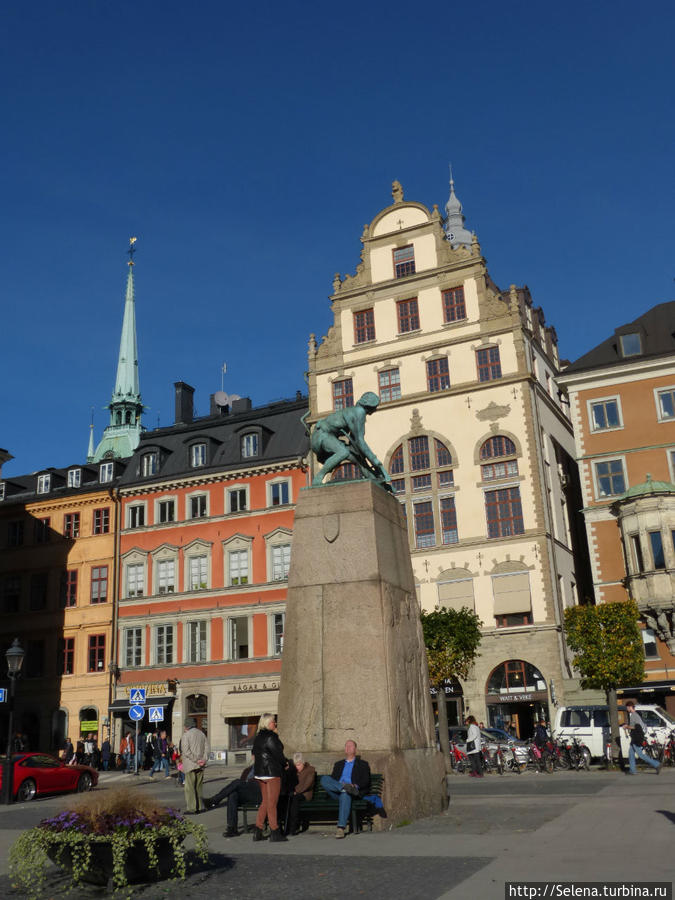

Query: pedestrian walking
left=624, top=700, right=661, bottom=775
left=465, top=715, right=483, bottom=778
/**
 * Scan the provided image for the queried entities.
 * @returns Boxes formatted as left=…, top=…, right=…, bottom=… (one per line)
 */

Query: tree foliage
left=563, top=600, right=644, bottom=691
left=421, top=607, right=483, bottom=686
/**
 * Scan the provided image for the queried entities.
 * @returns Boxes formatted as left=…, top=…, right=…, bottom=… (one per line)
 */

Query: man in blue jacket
left=320, top=740, right=371, bottom=839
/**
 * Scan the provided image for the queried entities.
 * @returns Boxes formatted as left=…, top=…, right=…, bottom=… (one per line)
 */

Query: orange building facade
left=559, top=303, right=675, bottom=714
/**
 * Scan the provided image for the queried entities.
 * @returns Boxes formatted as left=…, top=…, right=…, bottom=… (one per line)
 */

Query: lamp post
left=1, top=638, right=25, bottom=805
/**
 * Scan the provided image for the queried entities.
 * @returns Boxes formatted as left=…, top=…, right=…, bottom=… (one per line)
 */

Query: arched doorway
left=485, top=660, right=550, bottom=739
left=79, top=707, right=99, bottom=741
left=186, top=694, right=208, bottom=736
left=430, top=679, right=463, bottom=728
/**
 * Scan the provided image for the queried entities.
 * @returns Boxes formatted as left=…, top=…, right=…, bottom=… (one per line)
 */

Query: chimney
left=174, top=382, right=195, bottom=424
left=231, top=397, right=252, bottom=415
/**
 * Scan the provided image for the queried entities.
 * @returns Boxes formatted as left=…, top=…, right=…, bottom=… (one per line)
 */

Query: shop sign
left=124, top=682, right=172, bottom=698
left=228, top=681, right=280, bottom=694
left=80, top=720, right=99, bottom=731
left=486, top=691, right=549, bottom=704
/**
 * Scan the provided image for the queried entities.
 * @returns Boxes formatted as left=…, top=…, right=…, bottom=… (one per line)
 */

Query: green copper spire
left=92, top=238, right=145, bottom=462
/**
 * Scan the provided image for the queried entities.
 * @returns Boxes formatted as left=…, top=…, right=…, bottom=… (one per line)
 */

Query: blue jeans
left=151, top=756, right=170, bottom=776
left=628, top=742, right=659, bottom=774
left=320, top=775, right=353, bottom=829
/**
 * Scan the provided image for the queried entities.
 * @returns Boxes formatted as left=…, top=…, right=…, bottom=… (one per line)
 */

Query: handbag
left=466, top=740, right=475, bottom=752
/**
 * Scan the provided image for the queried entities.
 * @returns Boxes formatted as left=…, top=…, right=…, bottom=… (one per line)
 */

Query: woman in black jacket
left=252, top=713, right=288, bottom=843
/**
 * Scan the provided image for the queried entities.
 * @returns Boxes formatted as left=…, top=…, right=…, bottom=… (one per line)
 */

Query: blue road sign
left=129, top=688, right=146, bottom=704
left=129, top=705, right=145, bottom=721
left=0, top=688, right=6, bottom=703
left=148, top=707, right=164, bottom=723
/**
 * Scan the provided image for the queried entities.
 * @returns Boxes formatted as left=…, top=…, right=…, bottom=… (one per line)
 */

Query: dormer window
left=37, top=474, right=51, bottom=494
left=67, top=468, right=81, bottom=488
left=99, top=462, right=114, bottom=483
left=0, top=483, right=5, bottom=501
left=191, top=443, right=207, bottom=468
left=141, top=452, right=158, bottom=477
left=620, top=333, right=642, bottom=357
left=241, top=434, right=259, bottom=458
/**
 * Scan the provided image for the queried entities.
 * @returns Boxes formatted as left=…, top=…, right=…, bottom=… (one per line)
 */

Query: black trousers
left=227, top=781, right=262, bottom=830
left=286, top=794, right=307, bottom=834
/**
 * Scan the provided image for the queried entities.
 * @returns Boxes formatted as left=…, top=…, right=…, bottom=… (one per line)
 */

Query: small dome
left=620, top=473, right=675, bottom=500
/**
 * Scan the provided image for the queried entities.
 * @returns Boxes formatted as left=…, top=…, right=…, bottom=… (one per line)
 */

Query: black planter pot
left=47, top=835, right=179, bottom=886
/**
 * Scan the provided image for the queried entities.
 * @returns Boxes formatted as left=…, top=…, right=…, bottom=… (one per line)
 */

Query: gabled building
left=307, top=178, right=591, bottom=736
left=558, top=302, right=675, bottom=714
left=110, top=385, right=309, bottom=763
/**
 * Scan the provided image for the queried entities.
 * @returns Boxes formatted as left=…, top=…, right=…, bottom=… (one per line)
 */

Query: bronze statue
left=311, top=392, right=391, bottom=491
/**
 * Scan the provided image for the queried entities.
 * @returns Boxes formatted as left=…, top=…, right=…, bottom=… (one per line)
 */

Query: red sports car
left=0, top=752, right=98, bottom=801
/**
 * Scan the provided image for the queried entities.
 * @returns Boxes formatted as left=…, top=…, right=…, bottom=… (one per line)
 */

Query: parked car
left=553, top=704, right=675, bottom=759
left=447, top=726, right=528, bottom=764
left=483, top=727, right=523, bottom=745
left=0, top=752, right=98, bottom=801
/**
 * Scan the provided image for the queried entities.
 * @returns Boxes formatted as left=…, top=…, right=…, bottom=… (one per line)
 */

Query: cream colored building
left=306, top=179, right=591, bottom=737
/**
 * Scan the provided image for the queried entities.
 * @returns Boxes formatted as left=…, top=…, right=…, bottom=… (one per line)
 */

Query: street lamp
left=1, top=638, right=25, bottom=805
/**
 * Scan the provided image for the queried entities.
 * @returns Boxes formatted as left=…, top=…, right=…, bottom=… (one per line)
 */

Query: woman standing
left=251, top=713, right=288, bottom=843
left=465, top=716, right=483, bottom=778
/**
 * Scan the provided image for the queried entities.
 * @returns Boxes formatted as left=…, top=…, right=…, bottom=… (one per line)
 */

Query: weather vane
left=128, top=236, right=137, bottom=265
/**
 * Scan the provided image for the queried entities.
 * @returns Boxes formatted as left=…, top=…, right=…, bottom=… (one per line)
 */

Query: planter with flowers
left=9, top=787, right=208, bottom=896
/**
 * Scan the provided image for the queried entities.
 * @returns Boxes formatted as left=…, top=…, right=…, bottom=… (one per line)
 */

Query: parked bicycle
left=560, top=734, right=590, bottom=770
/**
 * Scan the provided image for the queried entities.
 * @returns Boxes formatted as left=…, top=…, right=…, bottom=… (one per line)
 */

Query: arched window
left=480, top=435, right=518, bottom=481
left=486, top=660, right=546, bottom=694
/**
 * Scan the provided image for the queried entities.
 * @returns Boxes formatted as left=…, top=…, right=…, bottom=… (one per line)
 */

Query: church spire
left=91, top=238, right=145, bottom=462
left=443, top=165, right=473, bottom=249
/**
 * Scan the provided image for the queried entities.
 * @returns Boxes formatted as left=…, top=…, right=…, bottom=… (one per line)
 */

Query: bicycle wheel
left=544, top=755, right=554, bottom=774
left=581, top=748, right=590, bottom=771
left=496, top=753, right=505, bottom=775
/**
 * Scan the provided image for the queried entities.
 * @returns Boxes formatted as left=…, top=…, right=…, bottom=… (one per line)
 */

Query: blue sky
left=1, top=1, right=673, bottom=476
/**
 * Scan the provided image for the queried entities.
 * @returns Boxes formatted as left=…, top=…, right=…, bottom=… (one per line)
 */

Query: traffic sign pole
left=134, top=719, right=139, bottom=775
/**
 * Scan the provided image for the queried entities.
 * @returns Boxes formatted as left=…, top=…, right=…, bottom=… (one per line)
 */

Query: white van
left=553, top=704, right=675, bottom=759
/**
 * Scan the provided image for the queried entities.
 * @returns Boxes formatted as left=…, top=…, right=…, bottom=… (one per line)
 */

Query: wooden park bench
left=241, top=774, right=385, bottom=834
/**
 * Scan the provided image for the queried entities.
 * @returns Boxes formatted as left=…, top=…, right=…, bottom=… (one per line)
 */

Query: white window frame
left=264, top=526, right=293, bottom=582
left=0, top=483, right=5, bottom=501
left=642, top=627, right=658, bottom=659
left=37, top=474, right=51, bottom=494
left=241, top=433, right=259, bottom=458
left=152, top=546, right=178, bottom=595
left=228, top=548, right=249, bottom=585
left=267, top=478, right=291, bottom=508
left=154, top=623, right=175, bottom=665
left=123, top=626, right=144, bottom=667
left=592, top=456, right=628, bottom=500
left=190, top=443, right=207, bottom=468
left=141, top=451, right=159, bottom=477
left=620, top=333, right=642, bottom=357
left=587, top=395, right=623, bottom=432
left=268, top=611, right=285, bottom=656
left=155, top=496, right=177, bottom=525
left=187, top=491, right=209, bottom=520
left=67, top=469, right=81, bottom=488
left=654, top=385, right=675, bottom=423
left=226, top=614, right=252, bottom=661
left=226, top=484, right=249, bottom=514
left=125, top=562, right=145, bottom=598
left=184, top=540, right=212, bottom=591
left=126, top=502, right=147, bottom=529
left=185, top=619, right=209, bottom=663
left=99, top=462, right=114, bottom=483
left=667, top=448, right=675, bottom=483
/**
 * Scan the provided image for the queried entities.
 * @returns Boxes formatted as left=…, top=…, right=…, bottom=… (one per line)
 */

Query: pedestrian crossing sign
left=129, top=688, right=146, bottom=703
left=148, top=707, right=164, bottom=722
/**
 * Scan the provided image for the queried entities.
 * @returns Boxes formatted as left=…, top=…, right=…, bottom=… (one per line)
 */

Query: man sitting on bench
left=320, top=740, right=371, bottom=839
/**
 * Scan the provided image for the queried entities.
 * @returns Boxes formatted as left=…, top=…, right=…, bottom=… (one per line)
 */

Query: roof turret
left=443, top=166, right=473, bottom=249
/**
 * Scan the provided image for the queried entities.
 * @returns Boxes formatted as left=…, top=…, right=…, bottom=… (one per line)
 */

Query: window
left=126, top=563, right=144, bottom=597
left=67, top=469, right=81, bottom=488
left=378, top=369, right=401, bottom=402
left=241, top=434, right=259, bottom=458
left=8, top=520, right=24, bottom=547
left=481, top=435, right=516, bottom=459
left=590, top=398, right=621, bottom=431
left=0, top=483, right=4, bottom=501
left=64, top=513, right=80, bottom=538
left=271, top=613, right=284, bottom=656
left=482, top=460, right=519, bottom=481
left=485, top=487, right=524, bottom=538
left=435, top=440, right=452, bottom=468
left=495, top=612, right=533, bottom=627
left=656, top=388, right=675, bottom=421
left=228, top=617, right=249, bottom=660
left=437, top=572, right=475, bottom=612
left=187, top=621, right=207, bottom=663
left=594, top=459, right=626, bottom=498
left=649, top=531, right=665, bottom=569
left=476, top=347, right=502, bottom=382
left=155, top=625, right=174, bottom=665
left=412, top=474, right=431, bottom=491
left=642, top=628, right=658, bottom=659
left=87, top=634, right=105, bottom=672
left=1, top=575, right=20, bottom=613
left=127, top=505, right=145, bottom=528
left=440, top=497, right=458, bottom=544
left=191, top=443, right=207, bottom=467
left=631, top=534, right=645, bottom=573
left=35, top=517, right=50, bottom=543
left=438, top=470, right=454, bottom=486
left=227, top=487, right=248, bottom=513
left=58, top=638, right=75, bottom=675
left=25, top=640, right=45, bottom=678
left=189, top=555, right=208, bottom=590
left=37, top=474, right=51, bottom=494
left=156, top=559, right=175, bottom=593
left=397, top=298, right=419, bottom=333
left=124, top=628, right=143, bottom=667
left=93, top=508, right=110, bottom=534
left=229, top=548, right=249, bottom=585
left=413, top=500, right=435, bottom=548
left=61, top=570, right=78, bottom=607
left=99, top=462, right=114, bottom=483
left=90, top=566, right=108, bottom=603
left=157, top=499, right=175, bottom=523
left=426, top=358, right=450, bottom=392
left=354, top=308, right=375, bottom=343
left=393, top=245, right=415, bottom=278
left=442, top=286, right=466, bottom=322
left=492, top=572, right=532, bottom=622
left=391, top=478, right=405, bottom=493
left=620, top=333, right=641, bottom=357
left=271, top=544, right=291, bottom=581
left=30, top=573, right=48, bottom=610
left=388, top=435, right=454, bottom=501
left=269, top=481, right=290, bottom=506
left=409, top=436, right=430, bottom=471
left=189, top=494, right=207, bottom=519
left=141, top=452, right=158, bottom=476
left=390, top=445, right=404, bottom=474
left=332, top=379, right=354, bottom=410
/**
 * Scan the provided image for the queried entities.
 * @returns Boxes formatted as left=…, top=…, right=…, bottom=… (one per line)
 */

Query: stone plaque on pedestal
left=277, top=480, right=446, bottom=824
